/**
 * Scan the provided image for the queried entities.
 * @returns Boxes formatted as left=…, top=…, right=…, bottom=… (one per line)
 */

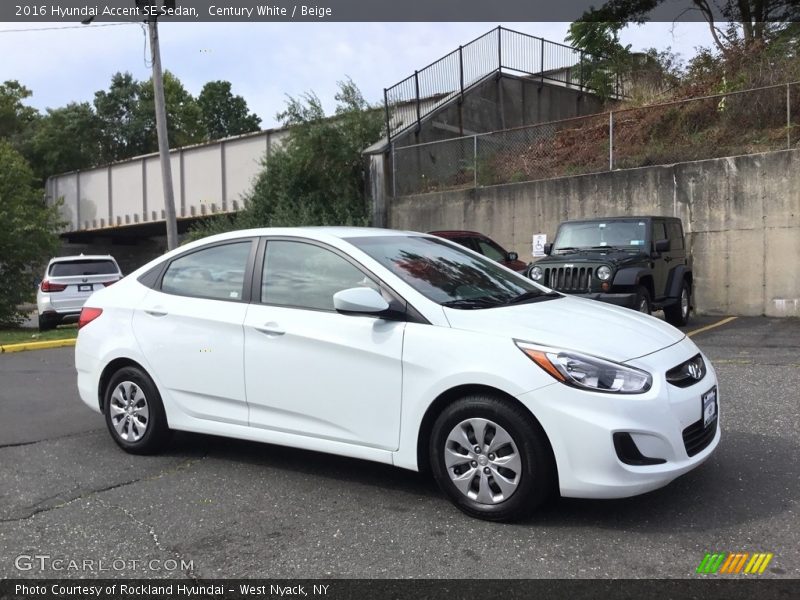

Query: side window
left=668, top=222, right=685, bottom=250
left=475, top=238, right=506, bottom=262
left=161, top=242, right=251, bottom=301
left=262, top=241, right=377, bottom=311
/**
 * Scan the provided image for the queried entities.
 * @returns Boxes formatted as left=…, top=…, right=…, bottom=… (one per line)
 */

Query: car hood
left=443, top=295, right=684, bottom=362
left=537, top=249, right=646, bottom=266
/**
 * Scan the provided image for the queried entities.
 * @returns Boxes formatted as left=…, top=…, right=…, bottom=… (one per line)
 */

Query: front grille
left=544, top=266, right=593, bottom=292
left=667, top=354, right=707, bottom=388
left=682, top=416, right=717, bottom=457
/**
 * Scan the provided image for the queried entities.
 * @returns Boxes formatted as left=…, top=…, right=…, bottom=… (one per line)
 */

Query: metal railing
left=391, top=81, right=800, bottom=197
left=383, top=26, right=612, bottom=141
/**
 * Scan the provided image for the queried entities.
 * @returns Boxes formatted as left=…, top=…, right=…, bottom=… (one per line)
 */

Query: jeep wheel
left=665, top=281, right=691, bottom=326
left=634, top=286, right=651, bottom=315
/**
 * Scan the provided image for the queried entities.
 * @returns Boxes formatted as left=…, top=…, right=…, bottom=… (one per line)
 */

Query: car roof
left=195, top=226, right=427, bottom=243
left=428, top=230, right=486, bottom=238
left=49, top=255, right=117, bottom=264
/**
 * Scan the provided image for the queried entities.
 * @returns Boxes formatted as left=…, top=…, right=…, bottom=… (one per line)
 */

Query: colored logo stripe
left=697, top=552, right=774, bottom=574
left=697, top=553, right=726, bottom=573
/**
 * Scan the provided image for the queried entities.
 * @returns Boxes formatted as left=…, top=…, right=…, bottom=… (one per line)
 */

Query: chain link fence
left=392, top=82, right=800, bottom=197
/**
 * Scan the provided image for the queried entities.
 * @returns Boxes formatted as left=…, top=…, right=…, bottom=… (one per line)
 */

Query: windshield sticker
left=599, top=223, right=606, bottom=228
left=630, top=240, right=644, bottom=245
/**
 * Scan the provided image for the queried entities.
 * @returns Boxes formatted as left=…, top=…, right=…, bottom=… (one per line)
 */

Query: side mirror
left=333, top=287, right=390, bottom=316
left=506, top=251, right=519, bottom=262
left=654, top=239, right=670, bottom=253
left=543, top=243, right=553, bottom=255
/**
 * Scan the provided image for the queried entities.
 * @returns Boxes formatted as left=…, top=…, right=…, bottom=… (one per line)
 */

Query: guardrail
left=383, top=26, right=612, bottom=141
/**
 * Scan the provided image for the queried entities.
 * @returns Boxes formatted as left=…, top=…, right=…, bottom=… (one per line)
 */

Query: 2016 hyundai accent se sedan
left=75, top=227, right=720, bottom=521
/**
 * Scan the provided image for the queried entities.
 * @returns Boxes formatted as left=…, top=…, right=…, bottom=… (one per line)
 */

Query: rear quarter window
left=50, top=260, right=119, bottom=276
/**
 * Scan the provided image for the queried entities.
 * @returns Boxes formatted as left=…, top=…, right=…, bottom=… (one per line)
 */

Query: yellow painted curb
left=687, top=316, right=738, bottom=338
left=0, top=338, right=77, bottom=353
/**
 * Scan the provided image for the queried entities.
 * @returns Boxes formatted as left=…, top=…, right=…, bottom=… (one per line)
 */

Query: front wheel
left=664, top=281, right=691, bottom=326
left=429, top=394, right=556, bottom=521
left=634, top=286, right=652, bottom=315
left=104, top=366, right=171, bottom=455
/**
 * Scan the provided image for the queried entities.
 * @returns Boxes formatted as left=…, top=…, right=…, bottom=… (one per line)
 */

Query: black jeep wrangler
left=528, top=216, right=693, bottom=326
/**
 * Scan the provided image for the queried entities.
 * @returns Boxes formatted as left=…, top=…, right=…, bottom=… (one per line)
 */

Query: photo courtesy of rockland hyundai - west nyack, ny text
left=0, top=1, right=798, bottom=599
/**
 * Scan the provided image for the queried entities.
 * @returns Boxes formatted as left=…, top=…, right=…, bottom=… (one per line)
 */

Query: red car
left=429, top=230, right=529, bottom=273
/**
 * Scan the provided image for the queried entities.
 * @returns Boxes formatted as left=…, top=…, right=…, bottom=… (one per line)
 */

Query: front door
left=243, top=239, right=405, bottom=450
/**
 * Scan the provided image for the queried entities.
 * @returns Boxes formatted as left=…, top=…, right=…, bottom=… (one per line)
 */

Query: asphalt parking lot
left=0, top=316, right=798, bottom=579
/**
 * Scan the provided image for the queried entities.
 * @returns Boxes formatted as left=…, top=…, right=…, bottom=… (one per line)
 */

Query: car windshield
left=49, top=260, right=119, bottom=276
left=348, top=235, right=548, bottom=309
left=553, top=221, right=647, bottom=252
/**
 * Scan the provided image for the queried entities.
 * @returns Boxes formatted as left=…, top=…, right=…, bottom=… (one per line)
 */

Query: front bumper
left=517, top=337, right=720, bottom=499
left=570, top=292, right=637, bottom=309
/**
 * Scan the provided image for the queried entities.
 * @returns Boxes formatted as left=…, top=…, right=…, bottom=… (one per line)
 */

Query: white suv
left=37, top=255, right=122, bottom=331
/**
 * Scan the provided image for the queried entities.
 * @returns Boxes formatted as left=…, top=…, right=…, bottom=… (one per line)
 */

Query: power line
left=0, top=22, right=139, bottom=35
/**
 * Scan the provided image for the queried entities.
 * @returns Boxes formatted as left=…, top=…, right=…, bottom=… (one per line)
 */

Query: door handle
left=144, top=309, right=168, bottom=317
left=255, top=323, right=285, bottom=336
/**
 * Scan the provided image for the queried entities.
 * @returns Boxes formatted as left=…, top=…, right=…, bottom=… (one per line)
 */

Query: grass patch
left=0, top=325, right=78, bottom=345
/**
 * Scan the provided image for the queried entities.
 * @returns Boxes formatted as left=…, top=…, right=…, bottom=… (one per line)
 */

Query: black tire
left=429, top=394, right=556, bottom=521
left=38, top=314, right=58, bottom=331
left=664, top=280, right=691, bottom=326
left=103, top=366, right=171, bottom=455
left=634, top=285, right=651, bottom=315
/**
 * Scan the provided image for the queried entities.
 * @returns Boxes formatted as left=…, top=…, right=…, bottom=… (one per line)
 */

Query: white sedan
left=75, top=227, right=720, bottom=521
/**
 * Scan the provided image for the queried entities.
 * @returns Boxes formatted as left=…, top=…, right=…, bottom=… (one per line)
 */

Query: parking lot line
left=687, top=316, right=738, bottom=338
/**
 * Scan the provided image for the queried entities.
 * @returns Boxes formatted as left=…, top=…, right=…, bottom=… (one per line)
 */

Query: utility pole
left=147, top=18, right=178, bottom=250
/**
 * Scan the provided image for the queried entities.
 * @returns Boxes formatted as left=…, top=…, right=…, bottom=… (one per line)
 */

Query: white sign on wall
left=532, top=233, right=547, bottom=257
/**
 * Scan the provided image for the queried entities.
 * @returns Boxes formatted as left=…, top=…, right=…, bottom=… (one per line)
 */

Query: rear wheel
left=104, top=366, right=171, bottom=454
left=38, top=314, right=57, bottom=331
left=634, top=286, right=651, bottom=315
left=665, top=280, right=691, bottom=326
left=429, top=394, right=556, bottom=521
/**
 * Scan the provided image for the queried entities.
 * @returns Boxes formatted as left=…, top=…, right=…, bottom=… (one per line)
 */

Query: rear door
left=131, top=239, right=256, bottom=425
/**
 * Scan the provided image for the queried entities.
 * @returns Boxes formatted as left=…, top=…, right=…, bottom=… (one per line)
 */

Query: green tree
left=189, top=79, right=383, bottom=241
left=139, top=71, right=204, bottom=150
left=28, top=102, right=102, bottom=180
left=0, top=80, right=41, bottom=167
left=198, top=80, right=261, bottom=141
left=0, top=141, right=62, bottom=326
left=571, top=1, right=798, bottom=56
left=94, top=71, right=204, bottom=163
left=94, top=72, right=149, bottom=162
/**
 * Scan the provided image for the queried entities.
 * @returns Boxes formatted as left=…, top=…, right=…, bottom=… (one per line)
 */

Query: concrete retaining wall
left=388, top=148, right=800, bottom=317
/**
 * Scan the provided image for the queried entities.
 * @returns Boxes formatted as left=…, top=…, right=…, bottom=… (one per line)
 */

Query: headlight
left=597, top=266, right=612, bottom=281
left=516, top=341, right=652, bottom=394
left=530, top=265, right=543, bottom=281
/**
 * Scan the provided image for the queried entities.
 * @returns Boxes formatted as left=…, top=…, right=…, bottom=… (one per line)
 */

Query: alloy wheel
left=444, top=418, right=521, bottom=504
left=108, top=381, right=149, bottom=442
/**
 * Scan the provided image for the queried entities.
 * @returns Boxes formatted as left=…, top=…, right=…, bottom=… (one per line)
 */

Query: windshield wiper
left=441, top=296, right=504, bottom=309
left=589, top=245, right=621, bottom=251
left=555, top=247, right=579, bottom=253
left=503, top=290, right=562, bottom=305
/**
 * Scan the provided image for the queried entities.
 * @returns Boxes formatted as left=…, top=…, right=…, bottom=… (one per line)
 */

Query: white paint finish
left=75, top=226, right=719, bottom=503
left=144, top=155, right=181, bottom=220
left=243, top=304, right=404, bottom=449
left=131, top=289, right=250, bottom=426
